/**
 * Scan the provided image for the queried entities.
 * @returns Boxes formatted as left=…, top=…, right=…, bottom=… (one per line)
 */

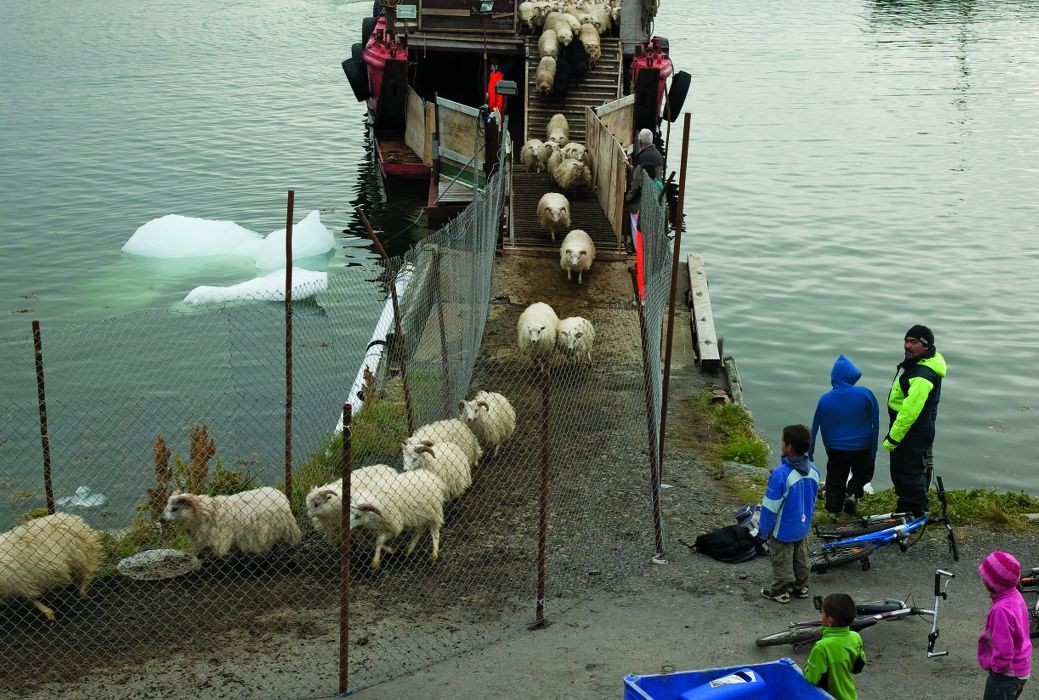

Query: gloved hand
left=883, top=438, right=897, bottom=452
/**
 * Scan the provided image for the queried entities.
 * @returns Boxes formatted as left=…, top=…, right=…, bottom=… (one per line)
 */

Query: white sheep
left=162, top=486, right=301, bottom=558
left=546, top=113, right=570, bottom=146
left=543, top=12, right=574, bottom=46
left=305, top=464, right=399, bottom=543
left=0, top=513, right=100, bottom=622
left=586, top=3, right=611, bottom=33
left=520, top=138, right=546, bottom=172
left=538, top=28, right=559, bottom=59
left=517, top=301, right=559, bottom=360
left=557, top=316, right=596, bottom=361
left=559, top=228, right=596, bottom=284
left=459, top=391, right=518, bottom=457
left=535, top=56, right=556, bottom=96
left=406, top=418, right=483, bottom=467
left=561, top=141, right=588, bottom=164
left=518, top=1, right=542, bottom=31
left=350, top=470, right=447, bottom=570
left=578, top=23, right=601, bottom=64
left=538, top=140, right=561, bottom=171
left=401, top=441, right=472, bottom=501
left=552, top=157, right=592, bottom=194
left=537, top=192, right=570, bottom=242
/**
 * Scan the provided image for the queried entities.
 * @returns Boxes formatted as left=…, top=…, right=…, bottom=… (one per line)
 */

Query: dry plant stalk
left=188, top=425, right=216, bottom=494
left=142, top=436, right=173, bottom=523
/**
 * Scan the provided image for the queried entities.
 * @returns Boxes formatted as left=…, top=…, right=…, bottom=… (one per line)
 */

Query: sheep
left=561, top=141, right=588, bottom=165
left=517, top=301, right=559, bottom=360
left=162, top=486, right=301, bottom=558
left=305, top=464, right=399, bottom=543
left=586, top=3, right=611, bottom=33
left=401, top=441, right=472, bottom=501
left=350, top=470, right=447, bottom=570
left=0, top=513, right=100, bottom=622
left=406, top=418, right=483, bottom=467
left=546, top=113, right=570, bottom=146
left=518, top=1, right=542, bottom=31
left=543, top=12, right=574, bottom=46
left=559, top=228, right=596, bottom=284
left=578, top=23, right=601, bottom=64
left=535, top=56, right=556, bottom=96
left=552, top=157, right=592, bottom=194
left=538, top=140, right=561, bottom=171
left=520, top=138, right=546, bottom=172
left=546, top=147, right=569, bottom=174
left=537, top=192, right=570, bottom=242
left=557, top=316, right=596, bottom=361
left=459, top=391, right=518, bottom=457
left=538, top=28, right=558, bottom=59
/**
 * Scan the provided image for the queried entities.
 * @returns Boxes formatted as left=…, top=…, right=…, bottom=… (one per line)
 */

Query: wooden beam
left=687, top=253, right=721, bottom=370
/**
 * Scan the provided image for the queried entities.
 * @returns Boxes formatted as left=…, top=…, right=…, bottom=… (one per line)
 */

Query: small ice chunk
left=252, top=210, right=336, bottom=269
left=56, top=485, right=107, bottom=509
left=184, top=267, right=328, bottom=305
left=122, top=215, right=262, bottom=258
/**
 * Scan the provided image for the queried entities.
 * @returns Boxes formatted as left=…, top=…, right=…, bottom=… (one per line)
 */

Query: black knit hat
left=905, top=324, right=934, bottom=347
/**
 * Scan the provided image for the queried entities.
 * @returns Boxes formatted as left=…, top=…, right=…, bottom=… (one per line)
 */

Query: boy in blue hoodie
left=759, top=424, right=820, bottom=603
left=809, top=355, right=880, bottom=517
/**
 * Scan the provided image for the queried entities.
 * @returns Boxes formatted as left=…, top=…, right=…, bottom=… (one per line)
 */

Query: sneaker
left=843, top=495, right=858, bottom=516
left=761, top=587, right=791, bottom=604
left=793, top=585, right=810, bottom=599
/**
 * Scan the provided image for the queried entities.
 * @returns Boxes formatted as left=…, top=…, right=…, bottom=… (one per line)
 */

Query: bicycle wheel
left=755, top=625, right=824, bottom=648
left=815, top=519, right=903, bottom=540
left=811, top=544, right=875, bottom=574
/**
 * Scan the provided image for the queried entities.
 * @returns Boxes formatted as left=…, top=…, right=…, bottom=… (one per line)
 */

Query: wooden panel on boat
left=418, top=0, right=515, bottom=33
left=405, top=88, right=436, bottom=166
left=376, top=131, right=425, bottom=165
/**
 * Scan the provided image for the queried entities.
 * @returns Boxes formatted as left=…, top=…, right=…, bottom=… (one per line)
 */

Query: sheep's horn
left=415, top=445, right=436, bottom=457
left=459, top=400, right=467, bottom=409
left=476, top=400, right=490, bottom=410
left=356, top=503, right=382, bottom=516
left=421, top=440, right=435, bottom=447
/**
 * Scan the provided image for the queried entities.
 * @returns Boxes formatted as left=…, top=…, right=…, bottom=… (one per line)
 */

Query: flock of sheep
left=0, top=393, right=518, bottom=621
left=521, top=0, right=619, bottom=97
left=522, top=113, right=592, bottom=195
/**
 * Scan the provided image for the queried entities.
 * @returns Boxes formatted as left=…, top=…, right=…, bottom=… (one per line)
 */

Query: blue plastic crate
left=623, top=658, right=833, bottom=700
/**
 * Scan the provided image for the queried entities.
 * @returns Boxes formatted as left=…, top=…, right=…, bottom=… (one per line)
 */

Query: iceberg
left=184, top=267, right=328, bottom=305
left=55, top=485, right=108, bottom=509
left=252, top=210, right=337, bottom=270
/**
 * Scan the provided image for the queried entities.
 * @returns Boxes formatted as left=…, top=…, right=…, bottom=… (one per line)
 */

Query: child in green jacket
left=804, top=593, right=867, bottom=700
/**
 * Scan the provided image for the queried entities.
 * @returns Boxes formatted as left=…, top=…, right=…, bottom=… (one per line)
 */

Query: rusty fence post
left=630, top=269, right=664, bottom=557
left=658, top=112, right=692, bottom=481
left=430, top=246, right=454, bottom=415
left=31, top=320, right=55, bottom=515
left=284, top=189, right=295, bottom=503
left=355, top=207, right=414, bottom=435
left=339, top=403, right=353, bottom=695
left=530, top=364, right=551, bottom=630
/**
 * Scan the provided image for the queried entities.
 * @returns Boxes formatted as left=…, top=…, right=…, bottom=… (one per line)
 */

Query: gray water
left=1, top=0, right=1036, bottom=492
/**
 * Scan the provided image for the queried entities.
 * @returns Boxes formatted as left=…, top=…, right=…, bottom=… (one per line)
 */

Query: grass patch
left=688, top=392, right=771, bottom=471
left=851, top=485, right=1039, bottom=530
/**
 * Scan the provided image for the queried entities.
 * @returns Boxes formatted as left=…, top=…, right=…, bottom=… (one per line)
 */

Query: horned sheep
left=305, top=464, right=399, bottom=543
left=402, top=442, right=472, bottom=501
left=546, top=113, right=570, bottom=146
left=551, top=157, right=592, bottom=194
left=535, top=56, right=556, bottom=96
left=406, top=418, right=483, bottom=468
left=538, top=140, right=561, bottom=171
left=517, top=301, right=559, bottom=360
left=520, top=138, right=546, bottom=172
left=162, top=486, right=301, bottom=558
left=537, top=192, right=570, bottom=242
left=557, top=316, right=596, bottom=362
left=459, top=391, right=518, bottom=457
left=559, top=228, right=596, bottom=284
left=350, top=470, right=447, bottom=570
left=0, top=513, right=100, bottom=622
left=538, top=28, right=559, bottom=59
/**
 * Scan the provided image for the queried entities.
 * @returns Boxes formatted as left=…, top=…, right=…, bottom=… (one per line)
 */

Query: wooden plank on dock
left=686, top=253, right=721, bottom=370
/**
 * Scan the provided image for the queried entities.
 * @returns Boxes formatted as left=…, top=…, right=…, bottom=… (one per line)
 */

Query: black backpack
left=690, top=525, right=759, bottom=564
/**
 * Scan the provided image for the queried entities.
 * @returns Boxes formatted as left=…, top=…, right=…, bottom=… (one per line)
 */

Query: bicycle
left=756, top=569, right=954, bottom=658
left=1019, top=567, right=1039, bottom=638
left=809, top=476, right=959, bottom=574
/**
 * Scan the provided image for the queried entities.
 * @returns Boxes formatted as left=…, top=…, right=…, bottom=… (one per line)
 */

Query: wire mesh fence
left=0, top=148, right=677, bottom=696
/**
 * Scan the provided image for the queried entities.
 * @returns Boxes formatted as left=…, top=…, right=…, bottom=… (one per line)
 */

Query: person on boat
left=883, top=324, right=947, bottom=516
left=632, top=127, right=663, bottom=178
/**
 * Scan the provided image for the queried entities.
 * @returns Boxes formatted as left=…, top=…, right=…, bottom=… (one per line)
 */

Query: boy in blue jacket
left=759, top=424, right=821, bottom=603
left=809, top=354, right=880, bottom=517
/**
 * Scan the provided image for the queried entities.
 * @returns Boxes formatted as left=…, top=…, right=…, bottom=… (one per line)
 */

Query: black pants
left=824, top=448, right=875, bottom=514
left=984, top=672, right=1025, bottom=700
left=889, top=431, right=933, bottom=515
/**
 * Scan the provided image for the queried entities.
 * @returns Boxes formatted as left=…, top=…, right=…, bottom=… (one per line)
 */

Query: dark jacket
left=884, top=347, right=947, bottom=449
left=809, top=354, right=880, bottom=460
left=633, top=144, right=663, bottom=178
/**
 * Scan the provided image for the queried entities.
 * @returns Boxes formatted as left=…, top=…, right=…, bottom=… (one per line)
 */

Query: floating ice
left=122, top=210, right=335, bottom=266
left=56, top=485, right=107, bottom=509
left=184, top=267, right=328, bottom=305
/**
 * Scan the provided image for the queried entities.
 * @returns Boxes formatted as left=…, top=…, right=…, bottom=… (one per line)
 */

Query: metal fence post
left=430, top=246, right=455, bottom=414
left=530, top=364, right=551, bottom=630
left=630, top=269, right=664, bottom=557
left=284, top=189, right=295, bottom=503
left=339, top=403, right=353, bottom=695
left=31, top=319, right=55, bottom=515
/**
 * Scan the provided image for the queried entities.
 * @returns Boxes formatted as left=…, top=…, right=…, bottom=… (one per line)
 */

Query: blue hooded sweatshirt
left=809, top=354, right=880, bottom=462
left=758, top=454, right=820, bottom=543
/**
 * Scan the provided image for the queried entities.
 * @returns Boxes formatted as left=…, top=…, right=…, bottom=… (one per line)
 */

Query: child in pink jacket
left=978, top=551, right=1032, bottom=700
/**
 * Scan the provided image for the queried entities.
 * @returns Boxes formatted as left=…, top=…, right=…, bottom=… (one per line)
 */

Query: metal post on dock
left=356, top=207, right=415, bottom=434
left=658, top=112, right=692, bottom=481
left=338, top=403, right=353, bottom=695
left=284, top=190, right=295, bottom=504
left=630, top=269, right=665, bottom=558
left=31, top=320, right=55, bottom=515
left=430, top=246, right=455, bottom=414
left=531, top=364, right=551, bottom=630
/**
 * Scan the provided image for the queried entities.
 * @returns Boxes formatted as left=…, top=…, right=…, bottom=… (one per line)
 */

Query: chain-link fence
left=0, top=146, right=677, bottom=696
